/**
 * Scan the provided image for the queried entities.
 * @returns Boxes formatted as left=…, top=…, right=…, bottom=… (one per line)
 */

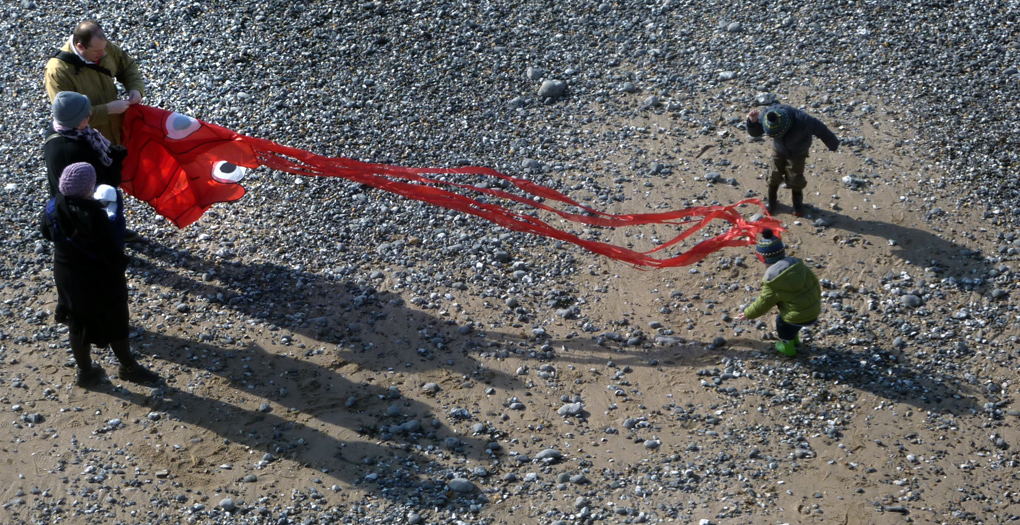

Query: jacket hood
left=54, top=194, right=103, bottom=241
left=764, top=257, right=810, bottom=290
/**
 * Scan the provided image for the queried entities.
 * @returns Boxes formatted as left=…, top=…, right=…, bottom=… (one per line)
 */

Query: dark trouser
left=70, top=336, right=136, bottom=370
left=776, top=314, right=816, bottom=342
left=768, top=153, right=808, bottom=191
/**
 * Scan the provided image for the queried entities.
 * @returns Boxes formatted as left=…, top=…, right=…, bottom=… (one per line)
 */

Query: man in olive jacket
left=44, top=20, right=145, bottom=145
left=737, top=229, right=821, bottom=357
left=45, top=20, right=146, bottom=241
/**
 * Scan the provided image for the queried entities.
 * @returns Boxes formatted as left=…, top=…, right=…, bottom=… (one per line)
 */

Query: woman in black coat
left=45, top=91, right=137, bottom=240
left=40, top=160, right=158, bottom=387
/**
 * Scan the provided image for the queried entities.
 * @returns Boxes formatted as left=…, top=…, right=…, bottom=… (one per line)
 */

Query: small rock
left=448, top=478, right=475, bottom=493
left=535, top=448, right=563, bottom=463
left=557, top=402, right=584, bottom=417
left=900, top=295, right=923, bottom=308
left=640, top=95, right=660, bottom=109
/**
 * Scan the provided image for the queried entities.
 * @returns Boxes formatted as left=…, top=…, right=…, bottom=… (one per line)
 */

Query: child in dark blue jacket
left=747, top=104, right=840, bottom=216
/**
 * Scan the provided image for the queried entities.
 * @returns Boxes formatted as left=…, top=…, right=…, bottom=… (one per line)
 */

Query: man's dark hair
left=72, top=20, right=105, bottom=49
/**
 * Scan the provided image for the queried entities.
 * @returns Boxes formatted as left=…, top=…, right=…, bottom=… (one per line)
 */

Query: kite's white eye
left=211, top=160, right=247, bottom=184
left=165, top=112, right=201, bottom=139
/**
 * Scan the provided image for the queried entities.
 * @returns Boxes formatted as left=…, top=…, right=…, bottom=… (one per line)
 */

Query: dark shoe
left=119, top=363, right=161, bottom=384
left=791, top=191, right=805, bottom=217
left=124, top=229, right=142, bottom=243
left=76, top=363, right=106, bottom=387
left=767, top=186, right=779, bottom=215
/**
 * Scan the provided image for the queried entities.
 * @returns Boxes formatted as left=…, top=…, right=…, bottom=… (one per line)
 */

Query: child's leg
left=774, top=314, right=802, bottom=341
left=773, top=315, right=802, bottom=356
left=784, top=155, right=809, bottom=216
left=767, top=154, right=788, bottom=213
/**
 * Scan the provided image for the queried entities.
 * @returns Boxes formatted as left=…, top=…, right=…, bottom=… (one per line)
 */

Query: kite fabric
left=120, top=104, right=783, bottom=268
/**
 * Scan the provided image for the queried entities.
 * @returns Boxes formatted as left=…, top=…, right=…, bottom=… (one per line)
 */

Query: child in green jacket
left=737, top=229, right=821, bottom=356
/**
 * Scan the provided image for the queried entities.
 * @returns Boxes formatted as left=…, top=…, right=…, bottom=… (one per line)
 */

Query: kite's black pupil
left=220, top=162, right=236, bottom=172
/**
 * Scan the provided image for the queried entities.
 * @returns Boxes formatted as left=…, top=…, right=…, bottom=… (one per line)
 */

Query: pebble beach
left=2, top=1, right=1020, bottom=524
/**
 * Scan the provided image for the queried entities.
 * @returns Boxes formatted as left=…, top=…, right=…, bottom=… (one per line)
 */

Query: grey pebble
left=447, top=478, right=475, bottom=493
left=557, top=402, right=584, bottom=416
left=901, top=295, right=923, bottom=308
left=538, top=79, right=566, bottom=99
left=535, top=448, right=563, bottom=462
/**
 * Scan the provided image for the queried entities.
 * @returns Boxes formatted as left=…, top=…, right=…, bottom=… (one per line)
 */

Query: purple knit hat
left=59, top=162, right=96, bottom=199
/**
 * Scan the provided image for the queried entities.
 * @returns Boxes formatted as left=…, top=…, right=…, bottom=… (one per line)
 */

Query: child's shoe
left=775, top=340, right=797, bottom=356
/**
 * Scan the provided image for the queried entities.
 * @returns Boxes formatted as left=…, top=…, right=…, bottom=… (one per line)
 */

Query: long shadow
left=100, top=331, right=495, bottom=510
left=127, top=240, right=500, bottom=377
left=821, top=211, right=997, bottom=296
left=518, top=327, right=984, bottom=417
left=722, top=335, right=983, bottom=415
left=122, top=329, right=485, bottom=445
left=99, top=242, right=532, bottom=508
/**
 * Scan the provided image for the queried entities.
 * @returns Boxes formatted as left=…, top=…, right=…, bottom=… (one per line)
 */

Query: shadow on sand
left=823, top=211, right=996, bottom=296
left=86, top=234, right=988, bottom=511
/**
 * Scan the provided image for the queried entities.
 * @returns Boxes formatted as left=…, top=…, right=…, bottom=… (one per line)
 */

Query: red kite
left=121, top=105, right=782, bottom=267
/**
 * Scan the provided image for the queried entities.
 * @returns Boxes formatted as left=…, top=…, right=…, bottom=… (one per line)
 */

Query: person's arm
left=746, top=108, right=765, bottom=138
left=40, top=205, right=54, bottom=242
left=88, top=208, right=129, bottom=271
left=95, top=146, right=126, bottom=188
left=806, top=114, right=840, bottom=151
left=743, top=284, right=779, bottom=320
left=43, top=60, right=73, bottom=103
left=49, top=68, right=116, bottom=121
left=110, top=42, right=145, bottom=103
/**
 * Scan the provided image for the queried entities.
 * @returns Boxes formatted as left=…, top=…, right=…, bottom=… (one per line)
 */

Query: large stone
left=538, top=79, right=566, bottom=99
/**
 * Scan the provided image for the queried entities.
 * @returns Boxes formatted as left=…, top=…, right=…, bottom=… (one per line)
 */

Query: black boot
left=118, top=363, right=161, bottom=384
left=111, top=339, right=161, bottom=385
left=76, top=362, right=106, bottom=388
left=767, top=186, right=779, bottom=215
left=792, top=190, right=805, bottom=217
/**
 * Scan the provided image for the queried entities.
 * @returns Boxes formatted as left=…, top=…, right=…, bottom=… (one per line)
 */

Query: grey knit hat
left=59, top=162, right=96, bottom=199
left=52, top=91, right=92, bottom=128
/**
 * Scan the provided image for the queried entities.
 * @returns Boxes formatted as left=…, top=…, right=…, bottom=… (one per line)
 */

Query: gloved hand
left=110, top=144, right=128, bottom=161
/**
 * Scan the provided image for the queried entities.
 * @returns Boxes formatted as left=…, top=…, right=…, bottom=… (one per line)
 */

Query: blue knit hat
left=59, top=162, right=96, bottom=199
left=756, top=229, right=786, bottom=264
left=762, top=107, right=791, bottom=137
left=52, top=92, right=92, bottom=129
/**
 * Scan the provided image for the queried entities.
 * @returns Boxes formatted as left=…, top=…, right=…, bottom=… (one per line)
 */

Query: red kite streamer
left=121, top=105, right=783, bottom=268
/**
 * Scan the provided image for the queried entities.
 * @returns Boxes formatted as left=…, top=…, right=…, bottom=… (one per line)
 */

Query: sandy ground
left=3, top=89, right=1019, bottom=524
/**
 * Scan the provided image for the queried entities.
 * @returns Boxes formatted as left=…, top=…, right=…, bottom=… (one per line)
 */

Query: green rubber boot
left=775, top=340, right=797, bottom=357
